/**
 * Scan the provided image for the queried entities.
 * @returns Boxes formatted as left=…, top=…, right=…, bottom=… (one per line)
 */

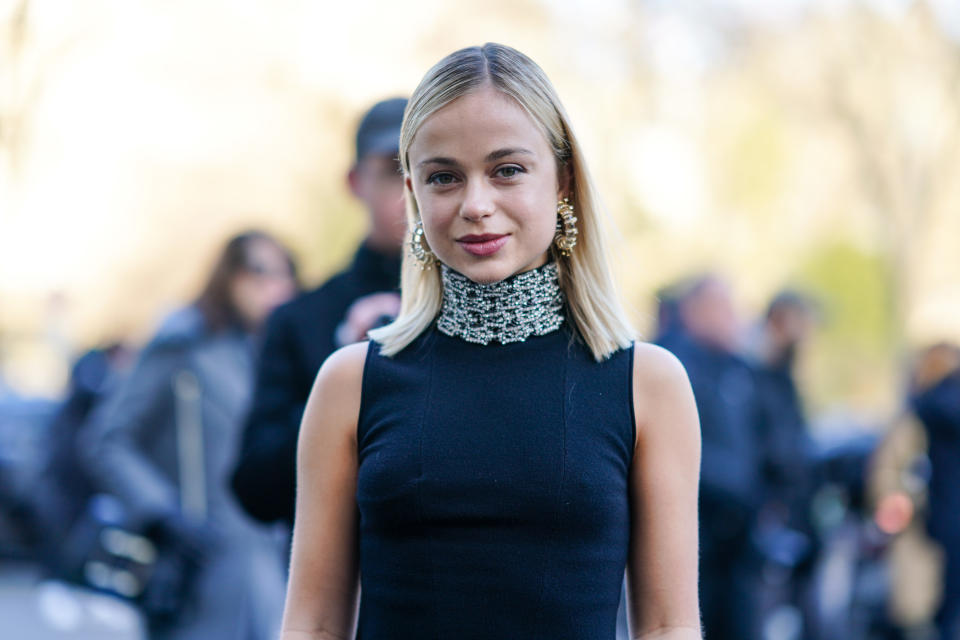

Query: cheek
left=521, top=189, right=559, bottom=242
left=411, top=187, right=451, bottom=235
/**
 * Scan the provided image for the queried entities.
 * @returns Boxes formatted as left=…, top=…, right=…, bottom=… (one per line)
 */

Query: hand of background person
left=146, top=513, right=217, bottom=567
left=335, top=292, right=401, bottom=347
left=140, top=514, right=216, bottom=626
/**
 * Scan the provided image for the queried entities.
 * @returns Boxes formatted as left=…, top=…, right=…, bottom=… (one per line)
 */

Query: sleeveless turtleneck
left=356, top=266, right=636, bottom=640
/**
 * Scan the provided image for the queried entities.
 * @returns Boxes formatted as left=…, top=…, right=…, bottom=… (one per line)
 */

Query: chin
left=457, top=264, right=511, bottom=284
left=455, top=257, right=551, bottom=285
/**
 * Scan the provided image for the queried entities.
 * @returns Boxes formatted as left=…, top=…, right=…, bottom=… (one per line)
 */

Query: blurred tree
left=754, top=2, right=960, bottom=354
left=0, top=0, right=31, bottom=182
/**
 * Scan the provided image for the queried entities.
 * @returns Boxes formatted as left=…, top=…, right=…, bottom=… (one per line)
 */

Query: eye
left=426, top=172, right=458, bottom=186
left=495, top=165, right=525, bottom=179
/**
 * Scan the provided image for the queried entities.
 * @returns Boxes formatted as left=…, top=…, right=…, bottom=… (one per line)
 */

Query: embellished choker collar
left=436, top=261, right=565, bottom=345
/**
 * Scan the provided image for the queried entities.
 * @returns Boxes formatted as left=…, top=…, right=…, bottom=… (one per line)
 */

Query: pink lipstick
left=457, top=234, right=509, bottom=257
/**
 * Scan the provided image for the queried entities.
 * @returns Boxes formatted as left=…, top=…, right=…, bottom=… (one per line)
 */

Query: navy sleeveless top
left=356, top=323, right=635, bottom=639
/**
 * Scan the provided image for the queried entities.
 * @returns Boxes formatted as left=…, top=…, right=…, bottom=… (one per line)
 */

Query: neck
left=436, top=262, right=565, bottom=345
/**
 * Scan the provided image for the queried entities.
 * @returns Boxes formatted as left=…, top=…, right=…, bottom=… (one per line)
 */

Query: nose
left=459, top=180, right=495, bottom=222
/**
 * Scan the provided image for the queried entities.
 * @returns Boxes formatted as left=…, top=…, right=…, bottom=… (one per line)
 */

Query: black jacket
left=911, top=371, right=960, bottom=546
left=231, top=244, right=401, bottom=525
left=657, top=330, right=765, bottom=547
left=754, top=362, right=814, bottom=513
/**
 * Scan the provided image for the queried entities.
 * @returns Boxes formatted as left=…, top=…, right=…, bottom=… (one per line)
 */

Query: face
left=406, top=85, right=565, bottom=284
left=231, top=239, right=297, bottom=329
left=770, top=306, right=814, bottom=349
left=681, top=279, right=740, bottom=353
left=349, top=154, right=407, bottom=253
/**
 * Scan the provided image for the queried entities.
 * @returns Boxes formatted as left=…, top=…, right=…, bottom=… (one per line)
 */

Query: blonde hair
left=369, top=43, right=634, bottom=360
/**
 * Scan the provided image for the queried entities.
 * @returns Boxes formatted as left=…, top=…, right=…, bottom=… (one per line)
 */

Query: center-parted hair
left=369, top=43, right=635, bottom=360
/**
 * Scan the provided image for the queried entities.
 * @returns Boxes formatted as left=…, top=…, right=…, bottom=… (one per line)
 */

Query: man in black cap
left=231, top=97, right=407, bottom=527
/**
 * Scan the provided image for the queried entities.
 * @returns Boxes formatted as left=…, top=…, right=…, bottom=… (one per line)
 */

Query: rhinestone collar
left=436, top=261, right=565, bottom=345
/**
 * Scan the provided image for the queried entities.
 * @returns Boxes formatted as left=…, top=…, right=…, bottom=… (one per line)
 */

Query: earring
left=553, top=198, right=578, bottom=257
left=409, top=219, right=437, bottom=269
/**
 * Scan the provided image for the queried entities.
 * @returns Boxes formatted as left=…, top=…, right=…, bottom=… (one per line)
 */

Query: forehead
left=408, top=86, right=551, bottom=161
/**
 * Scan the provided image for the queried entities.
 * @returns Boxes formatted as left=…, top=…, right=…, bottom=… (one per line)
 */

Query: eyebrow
left=485, top=147, right=533, bottom=162
left=416, top=147, right=533, bottom=169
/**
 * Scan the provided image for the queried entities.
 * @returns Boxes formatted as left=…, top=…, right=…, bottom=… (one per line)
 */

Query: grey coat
left=82, top=307, right=286, bottom=640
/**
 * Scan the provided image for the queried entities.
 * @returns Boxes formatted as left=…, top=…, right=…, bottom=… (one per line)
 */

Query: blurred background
left=1, top=0, right=959, bottom=638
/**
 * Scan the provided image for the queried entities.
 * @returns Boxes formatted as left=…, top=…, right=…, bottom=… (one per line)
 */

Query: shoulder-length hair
left=369, top=43, right=634, bottom=361
left=195, top=230, right=298, bottom=332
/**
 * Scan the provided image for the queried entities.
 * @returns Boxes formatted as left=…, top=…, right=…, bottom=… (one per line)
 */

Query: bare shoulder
left=314, top=341, right=370, bottom=390
left=300, top=341, right=371, bottom=446
left=632, top=341, right=690, bottom=391
left=630, top=341, right=699, bottom=446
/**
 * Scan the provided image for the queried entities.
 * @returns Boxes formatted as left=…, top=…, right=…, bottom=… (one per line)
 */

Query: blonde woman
left=281, top=43, right=702, bottom=640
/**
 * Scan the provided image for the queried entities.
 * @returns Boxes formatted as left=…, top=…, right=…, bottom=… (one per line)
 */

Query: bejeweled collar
left=437, top=261, right=565, bottom=345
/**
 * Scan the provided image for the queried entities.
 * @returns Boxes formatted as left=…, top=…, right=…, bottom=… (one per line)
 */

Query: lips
left=456, top=233, right=509, bottom=257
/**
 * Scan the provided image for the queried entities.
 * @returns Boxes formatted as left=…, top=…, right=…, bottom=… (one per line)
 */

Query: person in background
left=81, top=230, right=298, bottom=639
left=750, top=290, right=818, bottom=528
left=652, top=279, right=692, bottom=346
left=910, top=342, right=960, bottom=640
left=657, top=274, right=764, bottom=640
left=33, top=343, right=134, bottom=567
left=748, top=290, right=822, bottom=632
left=231, top=97, right=408, bottom=527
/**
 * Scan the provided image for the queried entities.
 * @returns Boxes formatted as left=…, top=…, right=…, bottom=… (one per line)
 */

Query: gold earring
left=409, top=219, right=437, bottom=269
left=553, top=198, right=578, bottom=257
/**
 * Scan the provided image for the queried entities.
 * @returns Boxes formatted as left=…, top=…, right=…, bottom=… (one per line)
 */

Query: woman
left=83, top=230, right=298, bottom=639
left=282, top=44, right=701, bottom=640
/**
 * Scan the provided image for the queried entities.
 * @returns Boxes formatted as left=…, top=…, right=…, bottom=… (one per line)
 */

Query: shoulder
left=632, top=341, right=690, bottom=390
left=270, top=270, right=358, bottom=324
left=134, top=308, right=205, bottom=376
left=630, top=341, right=700, bottom=447
left=314, top=341, right=370, bottom=390
left=146, top=306, right=206, bottom=352
left=300, top=342, right=370, bottom=443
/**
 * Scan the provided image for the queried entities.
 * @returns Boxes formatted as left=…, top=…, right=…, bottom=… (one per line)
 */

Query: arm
left=280, top=342, right=367, bottom=640
left=627, top=343, right=703, bottom=640
left=232, top=307, right=306, bottom=523
left=79, top=344, right=183, bottom=528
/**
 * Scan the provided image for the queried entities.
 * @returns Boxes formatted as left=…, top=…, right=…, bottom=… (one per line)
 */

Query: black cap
left=355, top=97, right=407, bottom=163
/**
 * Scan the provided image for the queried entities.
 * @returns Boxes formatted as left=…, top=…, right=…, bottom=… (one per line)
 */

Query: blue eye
left=427, top=172, right=457, bottom=186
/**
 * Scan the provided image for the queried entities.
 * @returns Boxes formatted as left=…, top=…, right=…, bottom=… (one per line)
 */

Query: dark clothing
left=658, top=332, right=763, bottom=525
left=657, top=330, right=763, bottom=640
left=756, top=364, right=809, bottom=492
left=35, top=349, right=124, bottom=565
left=699, top=533, right=761, bottom=640
left=356, top=325, right=634, bottom=639
left=231, top=244, right=401, bottom=525
left=754, top=361, right=815, bottom=533
left=912, top=371, right=960, bottom=545
left=911, top=371, right=960, bottom=640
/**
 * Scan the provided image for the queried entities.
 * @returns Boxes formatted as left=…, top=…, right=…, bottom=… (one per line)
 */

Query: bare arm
left=627, top=343, right=703, bottom=640
left=280, top=342, right=368, bottom=640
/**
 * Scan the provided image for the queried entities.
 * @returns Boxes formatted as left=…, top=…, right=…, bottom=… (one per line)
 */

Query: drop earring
left=553, top=198, right=578, bottom=257
left=409, top=219, right=437, bottom=269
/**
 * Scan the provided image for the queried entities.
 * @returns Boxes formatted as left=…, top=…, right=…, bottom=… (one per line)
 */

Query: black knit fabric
left=356, top=324, right=635, bottom=639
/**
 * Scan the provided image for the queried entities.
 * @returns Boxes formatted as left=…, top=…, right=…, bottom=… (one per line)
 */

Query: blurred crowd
left=0, top=96, right=958, bottom=640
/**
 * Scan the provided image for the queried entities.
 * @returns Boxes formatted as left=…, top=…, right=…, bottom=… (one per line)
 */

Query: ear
left=404, top=175, right=414, bottom=194
left=557, top=161, right=573, bottom=200
left=347, top=164, right=363, bottom=198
